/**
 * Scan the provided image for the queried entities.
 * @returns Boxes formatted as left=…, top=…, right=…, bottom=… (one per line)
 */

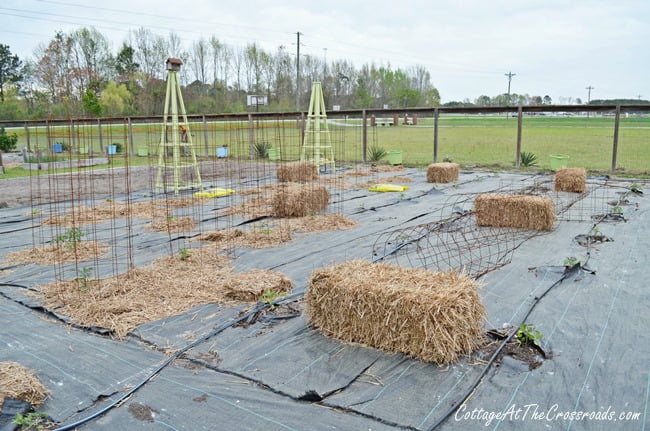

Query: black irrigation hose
left=427, top=263, right=585, bottom=431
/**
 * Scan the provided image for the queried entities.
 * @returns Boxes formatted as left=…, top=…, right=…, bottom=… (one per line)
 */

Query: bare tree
left=190, top=38, right=208, bottom=86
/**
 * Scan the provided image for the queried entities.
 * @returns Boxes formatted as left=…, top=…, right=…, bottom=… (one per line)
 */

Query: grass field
left=2, top=114, right=648, bottom=179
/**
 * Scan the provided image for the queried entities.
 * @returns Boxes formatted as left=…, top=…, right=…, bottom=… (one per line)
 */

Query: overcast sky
left=1, top=0, right=648, bottom=103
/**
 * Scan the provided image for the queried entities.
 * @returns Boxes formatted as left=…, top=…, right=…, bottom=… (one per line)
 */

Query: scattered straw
left=39, top=246, right=292, bottom=337
left=223, top=269, right=292, bottom=301
left=145, top=216, right=196, bottom=233
left=285, top=213, right=358, bottom=233
left=272, top=183, right=329, bottom=217
left=277, top=162, right=319, bottom=182
left=427, top=162, right=459, bottom=183
left=306, top=260, right=485, bottom=365
left=475, top=193, right=555, bottom=231
left=197, top=225, right=292, bottom=248
left=380, top=176, right=413, bottom=184
left=222, top=195, right=275, bottom=219
left=6, top=241, right=109, bottom=265
left=0, top=362, right=47, bottom=408
left=371, top=164, right=404, bottom=173
left=555, top=168, right=586, bottom=193
left=343, top=169, right=372, bottom=177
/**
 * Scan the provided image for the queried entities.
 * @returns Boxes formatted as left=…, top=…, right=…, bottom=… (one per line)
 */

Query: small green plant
left=254, top=142, right=272, bottom=158
left=590, top=226, right=601, bottom=237
left=630, top=184, right=643, bottom=194
left=105, top=197, right=113, bottom=203
left=53, top=227, right=84, bottom=249
left=367, top=145, right=388, bottom=162
left=31, top=209, right=40, bottom=215
left=399, top=192, right=407, bottom=200
left=443, top=155, right=453, bottom=163
left=113, top=142, right=124, bottom=153
left=167, top=215, right=176, bottom=221
left=179, top=248, right=191, bottom=261
left=13, top=412, right=49, bottom=430
left=610, top=206, right=623, bottom=215
left=260, top=289, right=286, bottom=309
left=563, top=256, right=579, bottom=269
left=516, top=323, right=543, bottom=347
left=59, top=141, right=71, bottom=152
left=519, top=151, right=538, bottom=167
left=75, top=266, right=93, bottom=290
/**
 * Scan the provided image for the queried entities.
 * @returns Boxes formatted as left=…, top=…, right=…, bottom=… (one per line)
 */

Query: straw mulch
left=371, top=164, right=404, bottom=173
left=145, top=216, right=196, bottom=233
left=285, top=213, right=358, bottom=233
left=222, top=195, right=275, bottom=219
left=555, top=168, right=586, bottom=193
left=277, top=162, right=319, bottom=182
left=0, top=362, right=48, bottom=409
left=306, top=260, right=485, bottom=365
left=223, top=269, right=292, bottom=301
left=42, top=198, right=201, bottom=226
left=6, top=241, right=109, bottom=266
left=272, top=183, right=330, bottom=218
left=475, top=193, right=555, bottom=231
left=427, top=162, right=459, bottom=183
left=380, top=176, right=413, bottom=184
left=343, top=169, right=372, bottom=177
left=197, top=224, right=292, bottom=248
left=40, top=246, right=292, bottom=338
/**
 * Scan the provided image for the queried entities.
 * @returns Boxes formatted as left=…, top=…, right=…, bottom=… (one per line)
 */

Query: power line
left=504, top=71, right=516, bottom=96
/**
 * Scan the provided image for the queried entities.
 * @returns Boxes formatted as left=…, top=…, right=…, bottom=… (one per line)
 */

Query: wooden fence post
left=127, top=117, right=135, bottom=156
left=515, top=106, right=523, bottom=168
left=248, top=113, right=255, bottom=159
left=611, top=105, right=621, bottom=172
left=433, top=107, right=439, bottom=162
left=202, top=115, right=209, bottom=157
left=97, top=119, right=104, bottom=154
left=362, top=109, right=368, bottom=163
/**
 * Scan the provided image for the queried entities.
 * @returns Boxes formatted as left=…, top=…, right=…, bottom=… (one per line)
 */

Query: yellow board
left=368, top=184, right=410, bottom=193
left=194, top=188, right=235, bottom=198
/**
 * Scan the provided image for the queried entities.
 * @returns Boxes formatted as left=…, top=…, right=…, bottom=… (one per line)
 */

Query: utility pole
left=637, top=94, right=642, bottom=101
left=505, top=71, right=516, bottom=101
left=296, top=31, right=302, bottom=111
left=586, top=85, right=594, bottom=103
left=585, top=86, right=594, bottom=118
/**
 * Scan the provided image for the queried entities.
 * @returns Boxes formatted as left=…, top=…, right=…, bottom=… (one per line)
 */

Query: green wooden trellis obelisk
left=300, top=82, right=335, bottom=173
left=155, top=57, right=202, bottom=193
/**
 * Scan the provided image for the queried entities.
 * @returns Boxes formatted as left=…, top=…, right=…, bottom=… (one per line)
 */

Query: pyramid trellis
left=300, top=82, right=335, bottom=173
left=155, top=58, right=202, bottom=193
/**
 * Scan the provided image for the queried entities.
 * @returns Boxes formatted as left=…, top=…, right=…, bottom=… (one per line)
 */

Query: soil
left=476, top=329, right=549, bottom=371
left=127, top=402, right=158, bottom=422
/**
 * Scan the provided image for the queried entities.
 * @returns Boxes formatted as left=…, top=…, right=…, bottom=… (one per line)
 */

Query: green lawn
left=2, top=115, right=648, bottom=180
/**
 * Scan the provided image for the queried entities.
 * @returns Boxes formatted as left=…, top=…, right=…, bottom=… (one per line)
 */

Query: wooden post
left=70, top=120, right=77, bottom=154
left=46, top=120, right=52, bottom=153
left=202, top=115, right=209, bottom=157
left=127, top=117, right=135, bottom=156
left=362, top=109, right=368, bottom=163
left=24, top=123, right=31, bottom=152
left=97, top=119, right=104, bottom=153
left=515, top=106, right=523, bottom=168
left=433, top=108, right=439, bottom=162
left=611, top=105, right=621, bottom=172
left=248, top=113, right=254, bottom=159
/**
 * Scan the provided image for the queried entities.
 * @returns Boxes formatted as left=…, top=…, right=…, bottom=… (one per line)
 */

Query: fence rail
left=2, top=104, right=649, bottom=173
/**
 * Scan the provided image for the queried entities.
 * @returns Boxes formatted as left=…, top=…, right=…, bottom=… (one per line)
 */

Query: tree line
left=0, top=27, right=442, bottom=120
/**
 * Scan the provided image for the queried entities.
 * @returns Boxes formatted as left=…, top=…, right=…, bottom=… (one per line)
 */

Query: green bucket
left=268, top=148, right=280, bottom=161
left=386, top=150, right=403, bottom=165
left=550, top=154, right=569, bottom=171
left=137, top=146, right=149, bottom=157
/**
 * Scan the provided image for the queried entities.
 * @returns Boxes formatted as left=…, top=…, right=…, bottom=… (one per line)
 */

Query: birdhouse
left=166, top=57, right=182, bottom=71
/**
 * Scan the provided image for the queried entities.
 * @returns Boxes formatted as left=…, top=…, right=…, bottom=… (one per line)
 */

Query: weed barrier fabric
left=0, top=296, right=163, bottom=424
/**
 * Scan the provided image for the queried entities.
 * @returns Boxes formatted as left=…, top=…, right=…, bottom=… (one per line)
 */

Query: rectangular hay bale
left=427, top=162, right=459, bottom=183
left=554, top=167, right=586, bottom=193
left=272, top=182, right=329, bottom=217
left=277, top=161, right=319, bottom=182
left=306, top=260, right=485, bottom=365
left=475, top=193, right=555, bottom=231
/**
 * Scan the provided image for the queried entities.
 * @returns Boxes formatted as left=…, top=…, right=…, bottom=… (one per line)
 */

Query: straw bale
left=475, top=193, right=555, bottom=231
left=0, top=362, right=47, bottom=408
left=554, top=168, right=586, bottom=193
left=277, top=161, right=319, bottom=182
left=272, top=183, right=329, bottom=217
left=146, top=216, right=195, bottom=233
left=427, top=162, right=459, bottom=183
left=6, top=241, right=109, bottom=265
left=306, top=260, right=485, bottom=365
left=223, top=269, right=292, bottom=301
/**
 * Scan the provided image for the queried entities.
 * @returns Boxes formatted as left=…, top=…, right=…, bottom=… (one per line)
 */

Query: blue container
left=217, top=146, right=229, bottom=158
left=52, top=143, right=63, bottom=153
left=107, top=145, right=117, bottom=155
